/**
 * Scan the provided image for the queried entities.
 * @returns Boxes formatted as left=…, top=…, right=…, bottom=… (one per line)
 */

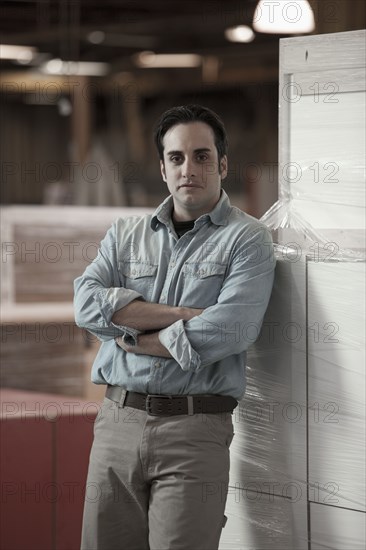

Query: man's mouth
left=179, top=183, right=201, bottom=188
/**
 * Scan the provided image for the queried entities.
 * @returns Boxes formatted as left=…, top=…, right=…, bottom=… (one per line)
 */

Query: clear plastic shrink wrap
left=220, top=30, right=365, bottom=550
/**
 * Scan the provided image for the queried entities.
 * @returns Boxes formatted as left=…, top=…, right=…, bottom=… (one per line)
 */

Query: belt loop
left=187, top=395, right=194, bottom=415
left=118, top=389, right=127, bottom=408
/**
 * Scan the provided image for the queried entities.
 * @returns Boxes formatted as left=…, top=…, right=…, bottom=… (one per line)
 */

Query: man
left=74, top=104, right=275, bottom=550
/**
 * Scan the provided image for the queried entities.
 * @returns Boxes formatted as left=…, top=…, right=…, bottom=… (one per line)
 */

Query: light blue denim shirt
left=73, top=189, right=275, bottom=400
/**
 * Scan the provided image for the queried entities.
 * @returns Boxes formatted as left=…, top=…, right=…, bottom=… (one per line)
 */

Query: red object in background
left=0, top=389, right=99, bottom=550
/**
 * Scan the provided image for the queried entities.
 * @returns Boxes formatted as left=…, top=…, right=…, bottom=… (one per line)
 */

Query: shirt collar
left=150, top=188, right=232, bottom=231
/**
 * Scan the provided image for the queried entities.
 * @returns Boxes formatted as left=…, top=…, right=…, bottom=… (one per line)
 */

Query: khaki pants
left=81, top=396, right=235, bottom=550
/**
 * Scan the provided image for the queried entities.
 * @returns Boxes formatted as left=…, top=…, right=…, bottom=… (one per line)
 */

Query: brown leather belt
left=106, top=385, right=237, bottom=416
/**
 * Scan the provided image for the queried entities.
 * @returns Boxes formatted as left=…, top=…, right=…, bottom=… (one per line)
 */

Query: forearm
left=111, top=300, right=203, bottom=331
left=159, top=253, right=276, bottom=372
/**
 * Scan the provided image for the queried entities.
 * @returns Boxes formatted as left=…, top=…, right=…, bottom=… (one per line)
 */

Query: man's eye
left=197, top=154, right=208, bottom=162
left=170, top=156, right=182, bottom=163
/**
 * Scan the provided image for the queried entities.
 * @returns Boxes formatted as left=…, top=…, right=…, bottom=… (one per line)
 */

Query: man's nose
left=182, top=158, right=195, bottom=178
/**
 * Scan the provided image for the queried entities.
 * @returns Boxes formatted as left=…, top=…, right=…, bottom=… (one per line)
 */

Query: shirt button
left=154, top=361, right=162, bottom=368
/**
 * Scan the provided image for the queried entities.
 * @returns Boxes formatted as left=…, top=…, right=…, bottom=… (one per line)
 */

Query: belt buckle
left=145, top=394, right=173, bottom=416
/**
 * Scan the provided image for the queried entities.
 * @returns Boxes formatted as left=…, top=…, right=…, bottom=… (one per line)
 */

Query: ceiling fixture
left=253, top=0, right=315, bottom=34
left=87, top=31, right=106, bottom=44
left=40, top=58, right=110, bottom=76
left=58, top=97, right=73, bottom=116
left=225, top=26, right=255, bottom=43
left=134, top=51, right=202, bottom=68
left=0, top=44, right=37, bottom=63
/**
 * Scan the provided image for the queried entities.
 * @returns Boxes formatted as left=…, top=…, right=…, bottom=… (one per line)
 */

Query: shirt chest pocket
left=119, top=261, right=157, bottom=301
left=182, top=262, right=226, bottom=305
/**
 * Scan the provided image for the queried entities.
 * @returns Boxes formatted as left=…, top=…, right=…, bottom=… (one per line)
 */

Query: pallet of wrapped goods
left=222, top=251, right=308, bottom=550
left=1, top=205, right=153, bottom=303
left=221, top=30, right=366, bottom=550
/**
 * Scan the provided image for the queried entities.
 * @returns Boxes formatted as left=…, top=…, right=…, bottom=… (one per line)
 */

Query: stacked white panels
left=221, top=30, right=365, bottom=550
left=307, top=260, right=365, bottom=549
left=278, top=29, right=366, bottom=549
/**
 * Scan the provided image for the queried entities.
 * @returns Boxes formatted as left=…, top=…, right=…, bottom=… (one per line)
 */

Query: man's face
left=160, top=121, right=227, bottom=221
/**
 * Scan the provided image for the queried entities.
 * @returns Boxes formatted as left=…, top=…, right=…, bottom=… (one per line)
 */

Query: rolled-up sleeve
left=158, top=227, right=275, bottom=371
left=73, top=223, right=143, bottom=342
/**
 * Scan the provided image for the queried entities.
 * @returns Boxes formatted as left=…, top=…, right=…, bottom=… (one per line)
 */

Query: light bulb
left=253, top=0, right=315, bottom=34
left=225, top=26, right=255, bottom=43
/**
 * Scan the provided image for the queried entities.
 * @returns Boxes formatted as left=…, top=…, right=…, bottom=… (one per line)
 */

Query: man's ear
left=160, top=160, right=167, bottom=182
left=220, top=155, right=228, bottom=180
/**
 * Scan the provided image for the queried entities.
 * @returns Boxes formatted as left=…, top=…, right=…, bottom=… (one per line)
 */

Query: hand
left=181, top=307, right=204, bottom=321
left=115, top=332, right=172, bottom=358
left=115, top=335, right=137, bottom=354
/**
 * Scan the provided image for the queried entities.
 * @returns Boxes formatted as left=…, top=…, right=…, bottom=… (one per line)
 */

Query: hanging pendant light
left=253, top=0, right=315, bottom=34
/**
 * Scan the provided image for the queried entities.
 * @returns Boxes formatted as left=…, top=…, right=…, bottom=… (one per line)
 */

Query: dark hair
left=153, top=104, right=228, bottom=162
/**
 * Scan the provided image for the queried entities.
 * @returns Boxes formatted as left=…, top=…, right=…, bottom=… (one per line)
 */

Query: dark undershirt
left=173, top=219, right=196, bottom=238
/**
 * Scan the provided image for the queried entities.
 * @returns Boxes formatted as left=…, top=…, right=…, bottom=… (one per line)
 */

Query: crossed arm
left=74, top=222, right=275, bottom=370
left=112, top=301, right=204, bottom=357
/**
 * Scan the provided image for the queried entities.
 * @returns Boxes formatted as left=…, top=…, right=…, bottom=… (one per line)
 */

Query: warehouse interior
left=1, top=1, right=365, bottom=549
